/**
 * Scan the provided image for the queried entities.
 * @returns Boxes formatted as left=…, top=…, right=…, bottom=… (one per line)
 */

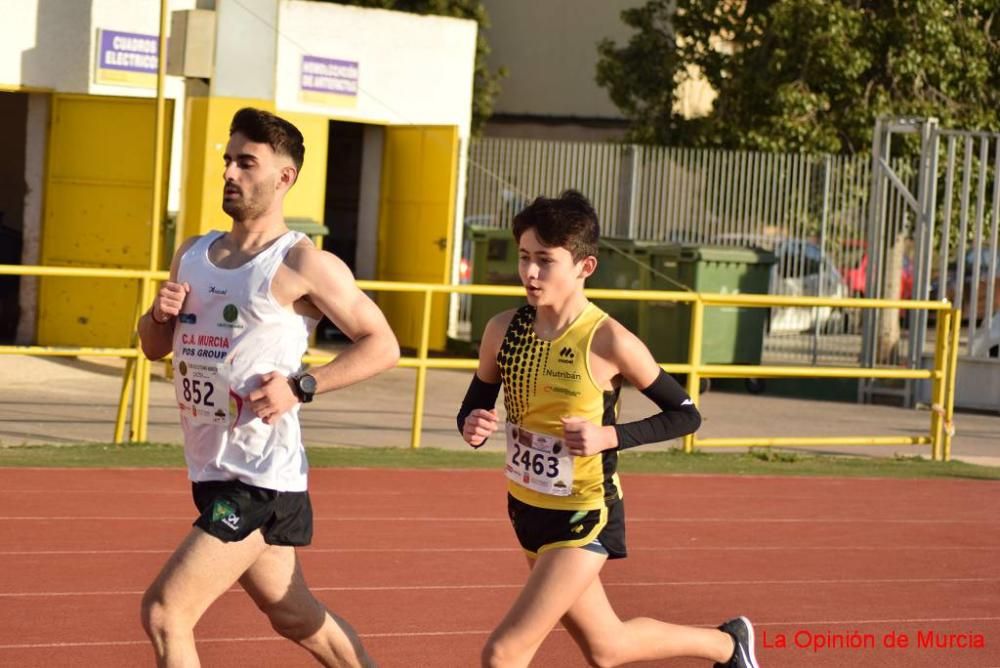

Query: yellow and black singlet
left=497, top=302, right=622, bottom=511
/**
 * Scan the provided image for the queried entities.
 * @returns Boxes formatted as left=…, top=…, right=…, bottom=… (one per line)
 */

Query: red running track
left=0, top=468, right=998, bottom=667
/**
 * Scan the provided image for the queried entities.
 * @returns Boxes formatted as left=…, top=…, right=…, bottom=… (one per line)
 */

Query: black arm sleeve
left=456, top=374, right=502, bottom=445
left=614, top=369, right=702, bottom=450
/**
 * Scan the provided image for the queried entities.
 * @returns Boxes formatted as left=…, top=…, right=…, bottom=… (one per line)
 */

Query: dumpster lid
left=466, top=222, right=514, bottom=239
left=286, top=217, right=330, bottom=236
left=660, top=244, right=776, bottom=264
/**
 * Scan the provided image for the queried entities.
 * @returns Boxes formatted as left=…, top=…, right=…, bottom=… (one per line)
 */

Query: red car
left=844, top=253, right=913, bottom=299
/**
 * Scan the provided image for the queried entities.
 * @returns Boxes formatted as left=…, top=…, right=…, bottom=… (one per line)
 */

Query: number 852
left=182, top=378, right=215, bottom=407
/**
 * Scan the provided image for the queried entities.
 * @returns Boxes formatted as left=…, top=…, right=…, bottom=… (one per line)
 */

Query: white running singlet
left=172, top=230, right=317, bottom=492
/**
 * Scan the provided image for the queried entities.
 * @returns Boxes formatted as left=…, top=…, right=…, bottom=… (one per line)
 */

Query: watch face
left=299, top=374, right=318, bottom=395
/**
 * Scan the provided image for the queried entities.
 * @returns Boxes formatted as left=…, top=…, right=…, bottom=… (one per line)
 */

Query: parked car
left=709, top=234, right=850, bottom=333
left=843, top=252, right=913, bottom=300
left=970, top=312, right=1000, bottom=357
left=930, top=249, right=1000, bottom=324
left=768, top=239, right=850, bottom=333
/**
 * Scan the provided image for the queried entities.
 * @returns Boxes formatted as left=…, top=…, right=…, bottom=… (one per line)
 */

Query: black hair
left=229, top=107, right=305, bottom=173
left=511, top=189, right=599, bottom=261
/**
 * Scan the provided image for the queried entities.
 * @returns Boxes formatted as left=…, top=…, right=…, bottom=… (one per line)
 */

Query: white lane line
left=2, top=577, right=997, bottom=598
left=0, top=490, right=485, bottom=497
left=3, top=617, right=1000, bottom=650
left=0, top=545, right=997, bottom=557
left=7, top=489, right=961, bottom=502
left=0, top=631, right=489, bottom=650
left=0, top=548, right=516, bottom=556
left=1, top=516, right=995, bottom=524
left=0, top=516, right=496, bottom=522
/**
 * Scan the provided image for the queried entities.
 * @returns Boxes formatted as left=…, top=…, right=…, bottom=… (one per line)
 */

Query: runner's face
left=221, top=132, right=286, bottom=222
left=517, top=228, right=588, bottom=307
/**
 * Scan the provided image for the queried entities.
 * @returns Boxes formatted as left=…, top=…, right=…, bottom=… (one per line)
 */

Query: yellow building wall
left=38, top=94, right=171, bottom=347
left=282, top=112, right=329, bottom=229
left=178, top=97, right=274, bottom=241
left=378, top=125, right=458, bottom=350
left=178, top=100, right=328, bottom=245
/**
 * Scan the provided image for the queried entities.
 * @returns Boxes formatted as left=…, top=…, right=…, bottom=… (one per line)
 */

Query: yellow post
left=132, top=308, right=149, bottom=442
left=943, top=308, right=961, bottom=461
left=130, top=354, right=143, bottom=441
left=409, top=290, right=434, bottom=449
left=114, top=357, right=136, bottom=444
left=138, top=333, right=153, bottom=442
left=128, top=275, right=147, bottom=442
left=929, top=309, right=950, bottom=461
left=134, top=0, right=171, bottom=444
left=683, top=298, right=704, bottom=454
left=119, top=277, right=145, bottom=443
left=150, top=0, right=168, bottom=274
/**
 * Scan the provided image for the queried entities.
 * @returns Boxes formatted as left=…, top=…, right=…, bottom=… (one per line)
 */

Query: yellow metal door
left=38, top=94, right=172, bottom=347
left=378, top=125, right=458, bottom=350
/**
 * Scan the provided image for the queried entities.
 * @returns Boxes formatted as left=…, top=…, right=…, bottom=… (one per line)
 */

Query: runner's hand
left=249, top=371, right=299, bottom=425
left=153, top=281, right=190, bottom=322
left=463, top=408, right=498, bottom=447
left=561, top=416, right=617, bottom=456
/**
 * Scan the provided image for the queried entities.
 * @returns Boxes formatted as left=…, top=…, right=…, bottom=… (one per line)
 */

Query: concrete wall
left=356, top=125, right=385, bottom=281
left=482, top=0, right=639, bottom=120
left=4, top=0, right=94, bottom=93
left=482, top=0, right=716, bottom=130
left=3, top=1, right=194, bottom=211
left=14, top=94, right=47, bottom=344
left=3, top=0, right=477, bottom=214
left=273, top=1, right=477, bottom=139
left=4, top=0, right=477, bottom=345
left=213, top=0, right=277, bottom=101
left=4, top=0, right=194, bottom=95
left=89, top=0, right=194, bottom=212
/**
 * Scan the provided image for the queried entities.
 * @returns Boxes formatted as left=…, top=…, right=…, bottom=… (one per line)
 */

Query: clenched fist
left=463, top=408, right=498, bottom=448
left=248, top=371, right=299, bottom=425
left=152, top=281, right=190, bottom=323
left=561, top=416, right=617, bottom=456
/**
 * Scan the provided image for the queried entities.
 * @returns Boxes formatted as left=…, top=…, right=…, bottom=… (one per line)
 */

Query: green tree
left=597, top=0, right=1000, bottom=154
left=599, top=1, right=1000, bottom=362
left=319, top=0, right=506, bottom=135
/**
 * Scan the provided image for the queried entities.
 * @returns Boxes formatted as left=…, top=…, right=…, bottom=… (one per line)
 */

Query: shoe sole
left=736, top=616, right=760, bottom=668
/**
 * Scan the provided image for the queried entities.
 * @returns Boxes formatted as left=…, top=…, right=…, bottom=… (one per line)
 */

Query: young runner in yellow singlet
left=458, top=191, right=760, bottom=668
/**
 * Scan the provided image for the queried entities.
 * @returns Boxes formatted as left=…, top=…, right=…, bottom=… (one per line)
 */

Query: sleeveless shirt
left=497, top=303, right=622, bottom=510
left=172, top=230, right=316, bottom=492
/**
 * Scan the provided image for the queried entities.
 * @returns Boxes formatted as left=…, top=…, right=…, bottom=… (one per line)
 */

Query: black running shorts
left=507, top=494, right=627, bottom=559
left=192, top=479, right=313, bottom=546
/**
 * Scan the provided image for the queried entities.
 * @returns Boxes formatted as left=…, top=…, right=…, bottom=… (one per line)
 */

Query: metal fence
left=860, top=119, right=1000, bottom=408
left=464, top=137, right=875, bottom=365
left=464, top=138, right=626, bottom=234
left=932, top=131, right=1000, bottom=356
left=0, top=263, right=961, bottom=460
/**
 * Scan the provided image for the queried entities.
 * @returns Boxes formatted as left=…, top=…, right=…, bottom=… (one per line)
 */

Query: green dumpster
left=286, top=217, right=330, bottom=237
left=644, top=245, right=775, bottom=366
left=467, top=226, right=524, bottom=344
left=467, top=235, right=660, bottom=342
left=589, top=239, right=657, bottom=334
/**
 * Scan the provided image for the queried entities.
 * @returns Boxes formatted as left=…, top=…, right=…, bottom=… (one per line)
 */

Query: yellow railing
left=0, top=264, right=960, bottom=460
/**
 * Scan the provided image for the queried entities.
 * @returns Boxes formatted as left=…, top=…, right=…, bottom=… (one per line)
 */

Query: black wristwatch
left=290, top=373, right=317, bottom=403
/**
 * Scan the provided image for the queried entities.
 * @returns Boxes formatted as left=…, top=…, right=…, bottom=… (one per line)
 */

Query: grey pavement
left=2, top=353, right=998, bottom=466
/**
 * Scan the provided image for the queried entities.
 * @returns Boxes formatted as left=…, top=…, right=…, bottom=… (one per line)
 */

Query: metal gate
left=461, top=127, right=999, bottom=408
left=861, top=118, right=1000, bottom=407
left=463, top=138, right=871, bottom=365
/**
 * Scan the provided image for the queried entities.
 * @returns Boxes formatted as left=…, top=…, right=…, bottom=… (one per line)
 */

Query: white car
left=768, top=239, right=849, bottom=333
left=708, top=234, right=850, bottom=334
left=970, top=312, right=1000, bottom=357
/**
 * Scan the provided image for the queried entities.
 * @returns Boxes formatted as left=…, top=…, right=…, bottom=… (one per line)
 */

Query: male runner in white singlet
left=137, top=108, right=399, bottom=667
